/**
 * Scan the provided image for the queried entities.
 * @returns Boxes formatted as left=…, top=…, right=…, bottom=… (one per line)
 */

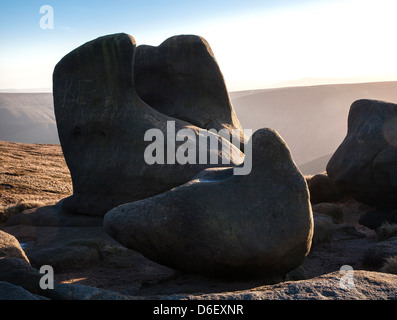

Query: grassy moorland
left=0, top=140, right=72, bottom=209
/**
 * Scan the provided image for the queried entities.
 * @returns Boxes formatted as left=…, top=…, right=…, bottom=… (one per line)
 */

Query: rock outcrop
left=135, top=35, right=245, bottom=148
left=327, top=99, right=397, bottom=206
left=0, top=230, right=30, bottom=263
left=104, top=128, right=313, bottom=279
left=306, top=173, right=343, bottom=204
left=53, top=33, right=243, bottom=216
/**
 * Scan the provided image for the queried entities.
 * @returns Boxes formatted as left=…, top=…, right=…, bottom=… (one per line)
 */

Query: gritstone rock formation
left=104, top=128, right=313, bottom=279
left=327, top=99, right=397, bottom=206
left=53, top=33, right=243, bottom=216
left=134, top=35, right=246, bottom=148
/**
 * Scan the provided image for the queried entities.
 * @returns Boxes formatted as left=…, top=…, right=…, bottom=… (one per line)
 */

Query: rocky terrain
left=1, top=139, right=397, bottom=300
left=1, top=33, right=397, bottom=300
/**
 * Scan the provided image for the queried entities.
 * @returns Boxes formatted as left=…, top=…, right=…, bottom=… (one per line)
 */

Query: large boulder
left=327, top=99, right=397, bottom=206
left=53, top=33, right=243, bottom=216
left=135, top=35, right=246, bottom=148
left=104, top=128, right=313, bottom=279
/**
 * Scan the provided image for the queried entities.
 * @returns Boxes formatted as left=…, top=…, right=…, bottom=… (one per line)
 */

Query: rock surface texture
left=104, top=128, right=313, bottom=279
left=135, top=35, right=245, bottom=148
left=3, top=33, right=397, bottom=301
left=53, top=33, right=242, bottom=216
left=327, top=99, right=397, bottom=206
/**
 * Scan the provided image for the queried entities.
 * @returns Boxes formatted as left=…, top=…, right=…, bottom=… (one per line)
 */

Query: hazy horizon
left=1, top=1, right=397, bottom=92
left=2, top=78, right=397, bottom=94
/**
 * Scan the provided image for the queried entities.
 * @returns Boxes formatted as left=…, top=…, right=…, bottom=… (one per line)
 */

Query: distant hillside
left=2, top=81, right=397, bottom=175
left=230, top=81, right=397, bottom=173
left=0, top=93, right=58, bottom=144
left=299, top=154, right=332, bottom=176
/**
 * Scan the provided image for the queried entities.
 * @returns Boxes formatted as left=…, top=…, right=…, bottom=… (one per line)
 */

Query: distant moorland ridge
left=1, top=81, right=397, bottom=174
left=230, top=81, right=397, bottom=172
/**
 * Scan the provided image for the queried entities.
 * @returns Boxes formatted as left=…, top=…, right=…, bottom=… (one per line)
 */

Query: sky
left=1, top=0, right=397, bottom=91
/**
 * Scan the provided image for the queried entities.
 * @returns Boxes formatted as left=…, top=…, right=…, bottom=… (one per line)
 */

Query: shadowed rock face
left=53, top=33, right=243, bottom=216
left=135, top=35, right=246, bottom=148
left=104, top=128, right=313, bottom=279
left=327, top=99, right=397, bottom=206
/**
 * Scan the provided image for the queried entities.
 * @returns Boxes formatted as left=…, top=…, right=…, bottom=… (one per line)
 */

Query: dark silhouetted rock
left=312, top=203, right=344, bottom=224
left=312, top=213, right=334, bottom=245
left=163, top=271, right=397, bottom=300
left=5, top=201, right=103, bottom=228
left=359, top=209, right=397, bottom=230
left=53, top=33, right=242, bottom=216
left=104, top=128, right=313, bottom=279
left=0, top=281, right=47, bottom=300
left=2, top=224, right=136, bottom=273
left=332, top=225, right=366, bottom=241
left=327, top=99, right=397, bottom=206
left=306, top=173, right=343, bottom=204
left=135, top=35, right=246, bottom=148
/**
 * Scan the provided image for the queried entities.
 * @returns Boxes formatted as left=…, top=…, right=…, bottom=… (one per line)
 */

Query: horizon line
left=1, top=78, right=397, bottom=94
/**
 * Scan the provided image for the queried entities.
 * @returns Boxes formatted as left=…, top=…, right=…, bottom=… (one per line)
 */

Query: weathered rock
left=53, top=33, right=243, bottom=216
left=381, top=256, right=397, bottom=275
left=376, top=222, right=397, bottom=241
left=362, top=237, right=397, bottom=269
left=0, top=230, right=30, bottom=263
left=5, top=200, right=103, bottom=227
left=0, top=281, right=47, bottom=300
left=327, top=99, right=397, bottom=206
left=312, top=203, right=344, bottom=223
left=158, top=271, right=397, bottom=300
left=332, top=225, right=366, bottom=241
left=2, top=225, right=135, bottom=272
left=312, top=213, right=334, bottom=245
left=0, top=201, right=45, bottom=225
left=135, top=35, right=246, bottom=148
left=104, top=128, right=313, bottom=279
left=0, top=257, right=128, bottom=300
left=306, top=173, right=343, bottom=204
left=359, top=209, right=397, bottom=230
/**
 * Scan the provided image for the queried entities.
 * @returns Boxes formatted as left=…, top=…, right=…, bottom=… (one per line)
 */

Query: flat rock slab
left=53, top=33, right=243, bottom=216
left=359, top=209, right=397, bottom=230
left=5, top=202, right=103, bottom=228
left=0, top=281, right=47, bottom=300
left=135, top=35, right=245, bottom=148
left=156, top=271, right=397, bottom=300
left=1, top=224, right=136, bottom=273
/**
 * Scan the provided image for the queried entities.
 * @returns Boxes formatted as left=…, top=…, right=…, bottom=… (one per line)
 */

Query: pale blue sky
left=1, top=0, right=397, bottom=91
